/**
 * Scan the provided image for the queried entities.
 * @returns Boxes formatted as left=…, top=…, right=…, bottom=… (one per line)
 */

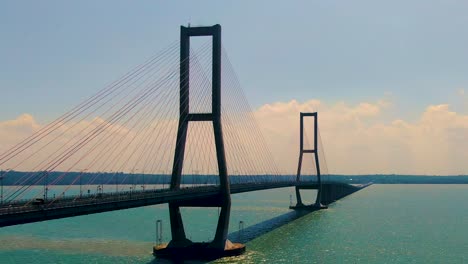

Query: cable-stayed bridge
left=0, top=24, right=366, bottom=259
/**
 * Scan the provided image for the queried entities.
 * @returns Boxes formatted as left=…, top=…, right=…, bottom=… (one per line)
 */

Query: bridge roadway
left=0, top=181, right=353, bottom=228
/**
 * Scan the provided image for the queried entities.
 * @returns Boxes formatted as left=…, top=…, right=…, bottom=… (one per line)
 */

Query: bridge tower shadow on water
left=153, top=24, right=245, bottom=260
left=290, top=112, right=328, bottom=210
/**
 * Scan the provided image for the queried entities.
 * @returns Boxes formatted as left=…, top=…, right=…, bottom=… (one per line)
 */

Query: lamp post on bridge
left=161, top=170, right=166, bottom=189
left=97, top=185, right=102, bottom=196
left=79, top=171, right=82, bottom=198
left=79, top=169, right=87, bottom=198
left=135, top=170, right=137, bottom=191
left=43, top=171, right=49, bottom=202
left=113, top=171, right=120, bottom=199
left=131, top=169, right=138, bottom=192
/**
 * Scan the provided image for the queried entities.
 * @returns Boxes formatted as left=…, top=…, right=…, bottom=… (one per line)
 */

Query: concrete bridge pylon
left=154, top=24, right=245, bottom=259
left=290, top=112, right=328, bottom=210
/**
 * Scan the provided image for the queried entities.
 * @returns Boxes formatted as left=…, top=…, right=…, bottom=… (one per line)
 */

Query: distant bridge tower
left=291, top=112, right=327, bottom=209
left=167, top=24, right=232, bottom=250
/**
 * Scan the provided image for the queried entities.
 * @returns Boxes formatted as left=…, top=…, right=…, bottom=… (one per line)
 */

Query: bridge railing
left=0, top=179, right=324, bottom=216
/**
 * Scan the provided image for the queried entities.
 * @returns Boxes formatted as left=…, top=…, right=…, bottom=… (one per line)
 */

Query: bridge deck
left=0, top=181, right=359, bottom=228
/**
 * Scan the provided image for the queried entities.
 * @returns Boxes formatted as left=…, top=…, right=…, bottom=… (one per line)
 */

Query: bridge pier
left=165, top=195, right=234, bottom=250
left=291, top=187, right=328, bottom=210
left=153, top=24, right=245, bottom=260
left=167, top=204, right=191, bottom=248
left=211, top=199, right=231, bottom=249
left=156, top=196, right=244, bottom=259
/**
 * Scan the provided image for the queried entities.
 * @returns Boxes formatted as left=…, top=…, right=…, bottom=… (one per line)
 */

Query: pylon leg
left=295, top=186, right=304, bottom=206
left=209, top=197, right=231, bottom=249
left=167, top=203, right=192, bottom=247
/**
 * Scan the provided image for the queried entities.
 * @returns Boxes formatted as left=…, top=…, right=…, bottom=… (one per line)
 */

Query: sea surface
left=0, top=184, right=467, bottom=263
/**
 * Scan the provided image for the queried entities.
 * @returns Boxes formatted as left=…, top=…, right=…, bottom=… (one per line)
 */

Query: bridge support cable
left=304, top=124, right=330, bottom=182
left=183, top=45, right=283, bottom=185
left=146, top=44, right=217, bottom=188
left=2, top=42, right=182, bottom=200
left=220, top=48, right=285, bottom=183
left=11, top=70, right=179, bottom=203
left=6, top=58, right=183, bottom=203
left=47, top=66, right=187, bottom=203
left=2, top=40, right=217, bottom=205
left=185, top=46, right=262, bottom=185
left=93, top=44, right=213, bottom=190
left=177, top=50, right=217, bottom=188
left=132, top=45, right=214, bottom=189
left=0, top=41, right=179, bottom=167
left=1, top=42, right=180, bottom=172
left=223, top=48, right=285, bottom=180
left=51, top=43, right=214, bottom=202
left=188, top=53, right=222, bottom=185
left=317, top=128, right=330, bottom=182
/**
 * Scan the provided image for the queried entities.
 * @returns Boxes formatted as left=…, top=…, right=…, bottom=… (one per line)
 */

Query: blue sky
left=1, top=0, right=467, bottom=122
left=0, top=1, right=467, bottom=175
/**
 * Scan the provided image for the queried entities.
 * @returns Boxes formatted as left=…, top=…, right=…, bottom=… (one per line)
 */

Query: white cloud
left=254, top=100, right=468, bottom=175
left=0, top=114, right=41, bottom=150
left=0, top=115, right=180, bottom=173
left=0, top=101, right=467, bottom=176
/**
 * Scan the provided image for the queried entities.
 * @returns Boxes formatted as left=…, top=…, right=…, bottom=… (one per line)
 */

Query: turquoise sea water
left=0, top=185, right=467, bottom=263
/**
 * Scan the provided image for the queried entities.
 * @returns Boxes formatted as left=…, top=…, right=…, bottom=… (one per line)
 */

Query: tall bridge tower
left=161, top=24, right=242, bottom=256
left=291, top=112, right=327, bottom=209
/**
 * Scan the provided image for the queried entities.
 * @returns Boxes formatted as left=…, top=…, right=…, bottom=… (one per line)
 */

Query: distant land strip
left=0, top=171, right=467, bottom=185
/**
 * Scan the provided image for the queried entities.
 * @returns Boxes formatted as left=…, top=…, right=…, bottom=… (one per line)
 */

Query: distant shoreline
left=0, top=171, right=467, bottom=185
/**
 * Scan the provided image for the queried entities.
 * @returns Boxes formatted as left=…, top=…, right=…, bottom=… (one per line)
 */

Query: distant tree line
left=0, top=171, right=467, bottom=185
